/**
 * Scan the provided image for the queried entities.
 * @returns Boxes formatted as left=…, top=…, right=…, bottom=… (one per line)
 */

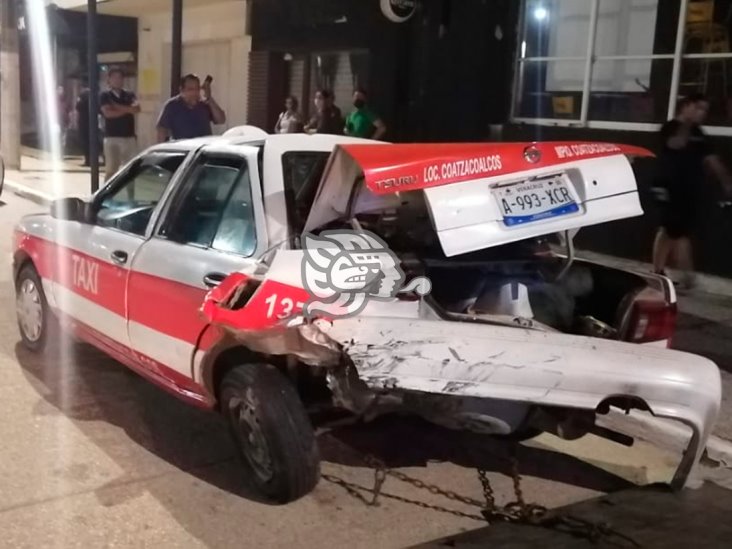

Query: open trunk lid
left=303, top=142, right=653, bottom=257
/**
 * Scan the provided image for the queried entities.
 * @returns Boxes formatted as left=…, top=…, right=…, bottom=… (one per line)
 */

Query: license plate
left=493, top=176, right=579, bottom=227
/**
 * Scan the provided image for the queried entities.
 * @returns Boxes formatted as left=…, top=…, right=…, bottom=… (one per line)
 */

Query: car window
left=281, top=151, right=330, bottom=234
left=96, top=152, right=187, bottom=236
left=164, top=155, right=257, bottom=256
left=211, top=172, right=257, bottom=256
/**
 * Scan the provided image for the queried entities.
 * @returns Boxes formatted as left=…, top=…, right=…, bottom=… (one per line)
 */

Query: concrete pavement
left=2, top=153, right=101, bottom=206
left=1, top=192, right=731, bottom=547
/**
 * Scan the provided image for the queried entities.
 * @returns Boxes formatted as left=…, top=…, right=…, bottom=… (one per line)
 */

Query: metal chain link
left=477, top=468, right=496, bottom=508
left=362, top=454, right=486, bottom=509
left=323, top=442, right=641, bottom=547
left=356, top=450, right=542, bottom=524
left=321, top=474, right=487, bottom=522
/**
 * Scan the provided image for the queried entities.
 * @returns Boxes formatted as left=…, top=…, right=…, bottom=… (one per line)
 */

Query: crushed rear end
left=200, top=141, right=722, bottom=489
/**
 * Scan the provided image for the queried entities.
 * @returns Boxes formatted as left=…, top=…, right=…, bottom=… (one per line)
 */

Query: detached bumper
left=319, top=316, right=722, bottom=489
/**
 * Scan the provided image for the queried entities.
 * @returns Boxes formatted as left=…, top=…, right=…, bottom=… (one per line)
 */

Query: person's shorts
left=660, top=202, right=697, bottom=239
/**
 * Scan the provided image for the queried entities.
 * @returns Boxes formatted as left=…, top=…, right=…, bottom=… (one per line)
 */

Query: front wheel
left=16, top=264, right=56, bottom=353
left=220, top=363, right=320, bottom=504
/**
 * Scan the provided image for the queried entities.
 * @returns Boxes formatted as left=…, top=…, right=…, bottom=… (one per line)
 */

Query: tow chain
left=322, top=444, right=642, bottom=547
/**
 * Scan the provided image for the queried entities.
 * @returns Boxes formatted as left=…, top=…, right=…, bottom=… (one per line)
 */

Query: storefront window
left=677, top=0, right=732, bottom=126
left=515, top=59, right=586, bottom=119
left=520, top=0, right=591, bottom=59
left=511, top=0, right=732, bottom=131
left=589, top=58, right=673, bottom=123
left=286, top=50, right=370, bottom=121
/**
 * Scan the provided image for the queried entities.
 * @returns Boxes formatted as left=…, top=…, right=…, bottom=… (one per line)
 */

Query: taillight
left=628, top=300, right=677, bottom=346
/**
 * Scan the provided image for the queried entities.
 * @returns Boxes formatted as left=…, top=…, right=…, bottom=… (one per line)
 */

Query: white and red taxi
left=13, top=131, right=721, bottom=503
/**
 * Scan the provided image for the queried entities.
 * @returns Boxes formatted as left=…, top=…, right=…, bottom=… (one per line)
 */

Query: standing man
left=156, top=74, right=226, bottom=142
left=304, top=89, right=343, bottom=135
left=75, top=82, right=91, bottom=167
left=652, top=93, right=732, bottom=289
left=344, top=88, right=387, bottom=140
left=100, top=67, right=140, bottom=178
left=57, top=86, right=69, bottom=154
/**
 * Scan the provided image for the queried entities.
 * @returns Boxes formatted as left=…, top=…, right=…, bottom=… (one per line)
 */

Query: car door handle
left=110, top=250, right=128, bottom=265
left=203, top=272, right=227, bottom=288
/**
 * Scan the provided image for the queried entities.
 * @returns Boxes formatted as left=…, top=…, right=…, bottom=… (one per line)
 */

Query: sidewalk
left=3, top=150, right=103, bottom=205
left=577, top=249, right=732, bottom=298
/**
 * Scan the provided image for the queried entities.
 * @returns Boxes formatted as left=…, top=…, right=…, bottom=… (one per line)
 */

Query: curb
left=3, top=179, right=54, bottom=207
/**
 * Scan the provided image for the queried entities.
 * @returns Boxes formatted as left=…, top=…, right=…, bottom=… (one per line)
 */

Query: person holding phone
left=156, top=73, right=226, bottom=142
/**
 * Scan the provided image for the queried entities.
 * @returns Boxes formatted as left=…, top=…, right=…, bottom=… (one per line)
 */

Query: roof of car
left=147, top=132, right=382, bottom=154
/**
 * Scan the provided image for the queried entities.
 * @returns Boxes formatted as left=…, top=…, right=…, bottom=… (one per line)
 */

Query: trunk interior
left=422, top=256, right=650, bottom=338
left=319, top=190, right=659, bottom=340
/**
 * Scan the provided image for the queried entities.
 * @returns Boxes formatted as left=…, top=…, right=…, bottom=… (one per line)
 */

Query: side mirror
left=50, top=197, right=86, bottom=222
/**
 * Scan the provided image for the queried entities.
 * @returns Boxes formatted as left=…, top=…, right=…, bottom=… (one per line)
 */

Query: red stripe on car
left=338, top=141, right=654, bottom=195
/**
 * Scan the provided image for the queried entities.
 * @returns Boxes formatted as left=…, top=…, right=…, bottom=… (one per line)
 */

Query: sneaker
left=654, top=270, right=685, bottom=289
left=680, top=272, right=697, bottom=291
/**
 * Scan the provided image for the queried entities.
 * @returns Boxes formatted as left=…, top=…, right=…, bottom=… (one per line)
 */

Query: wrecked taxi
left=13, top=133, right=721, bottom=503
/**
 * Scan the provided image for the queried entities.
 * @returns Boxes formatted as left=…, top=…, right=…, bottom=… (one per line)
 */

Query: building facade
left=54, top=0, right=251, bottom=149
left=505, top=0, right=732, bottom=278
left=42, top=0, right=732, bottom=277
left=247, top=0, right=518, bottom=141
left=18, top=4, right=137, bottom=150
left=135, top=1, right=250, bottom=149
left=249, top=0, right=732, bottom=278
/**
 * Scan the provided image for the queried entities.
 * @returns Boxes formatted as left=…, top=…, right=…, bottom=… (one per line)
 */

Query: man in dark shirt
left=100, top=67, right=140, bottom=179
left=75, top=85, right=91, bottom=166
left=156, top=74, right=227, bottom=142
left=652, top=93, right=732, bottom=289
left=304, top=89, right=344, bottom=135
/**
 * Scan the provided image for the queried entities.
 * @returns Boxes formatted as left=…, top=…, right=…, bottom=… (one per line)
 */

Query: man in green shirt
left=344, top=89, right=387, bottom=140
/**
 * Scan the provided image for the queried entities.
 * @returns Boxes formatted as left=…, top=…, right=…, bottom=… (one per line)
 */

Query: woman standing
left=274, top=96, right=303, bottom=134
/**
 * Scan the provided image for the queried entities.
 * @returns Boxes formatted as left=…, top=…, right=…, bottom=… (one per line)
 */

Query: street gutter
left=2, top=178, right=54, bottom=207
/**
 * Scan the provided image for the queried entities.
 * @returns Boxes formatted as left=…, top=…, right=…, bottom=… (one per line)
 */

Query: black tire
left=220, top=363, right=320, bottom=504
left=15, top=263, right=57, bottom=353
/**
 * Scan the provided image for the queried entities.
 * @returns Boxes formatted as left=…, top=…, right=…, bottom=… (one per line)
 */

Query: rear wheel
left=16, top=264, right=56, bottom=353
left=220, top=363, right=320, bottom=503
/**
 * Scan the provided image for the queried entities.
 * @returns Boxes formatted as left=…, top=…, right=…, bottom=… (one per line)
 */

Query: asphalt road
left=0, top=192, right=724, bottom=548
